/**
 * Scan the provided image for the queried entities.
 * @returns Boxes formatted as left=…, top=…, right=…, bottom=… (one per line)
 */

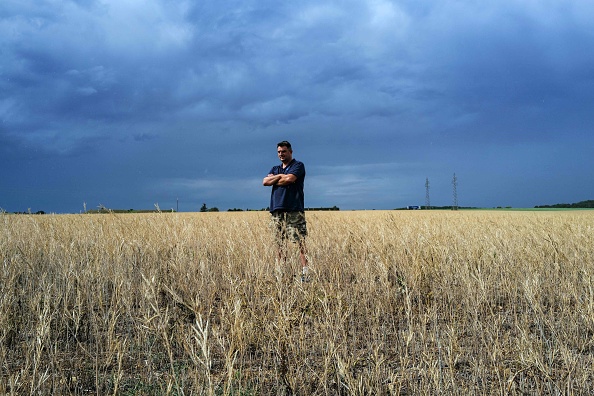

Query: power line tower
left=425, top=177, right=431, bottom=210
left=452, top=173, right=458, bottom=210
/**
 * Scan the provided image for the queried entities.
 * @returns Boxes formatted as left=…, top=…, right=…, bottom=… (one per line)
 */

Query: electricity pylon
left=452, top=173, right=458, bottom=210
left=425, top=178, right=430, bottom=210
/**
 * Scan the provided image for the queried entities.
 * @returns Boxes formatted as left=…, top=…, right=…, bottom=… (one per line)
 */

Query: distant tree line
left=200, top=203, right=219, bottom=212
left=535, top=200, right=594, bottom=209
left=227, top=206, right=340, bottom=212
left=227, top=208, right=268, bottom=212
left=305, top=206, right=340, bottom=211
left=394, top=206, right=478, bottom=210
left=85, top=209, right=171, bottom=214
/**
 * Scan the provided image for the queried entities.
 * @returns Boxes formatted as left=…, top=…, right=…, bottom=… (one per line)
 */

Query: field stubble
left=1, top=210, right=594, bottom=395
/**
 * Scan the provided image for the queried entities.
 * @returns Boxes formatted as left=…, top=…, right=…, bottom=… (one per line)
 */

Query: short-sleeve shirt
left=268, top=159, right=305, bottom=212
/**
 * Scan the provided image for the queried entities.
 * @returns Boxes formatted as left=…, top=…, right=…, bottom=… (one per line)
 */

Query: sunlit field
left=1, top=210, right=593, bottom=395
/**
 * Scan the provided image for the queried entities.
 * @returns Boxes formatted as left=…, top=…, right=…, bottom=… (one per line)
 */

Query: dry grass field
left=1, top=210, right=594, bottom=395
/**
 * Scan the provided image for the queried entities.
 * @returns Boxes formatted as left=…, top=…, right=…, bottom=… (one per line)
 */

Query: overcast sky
left=2, top=0, right=593, bottom=213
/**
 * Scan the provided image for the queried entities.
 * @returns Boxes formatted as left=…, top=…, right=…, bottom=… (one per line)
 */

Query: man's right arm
left=263, top=173, right=298, bottom=186
left=263, top=174, right=281, bottom=186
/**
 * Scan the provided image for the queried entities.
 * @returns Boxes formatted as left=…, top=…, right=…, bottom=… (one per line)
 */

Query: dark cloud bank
left=2, top=0, right=594, bottom=212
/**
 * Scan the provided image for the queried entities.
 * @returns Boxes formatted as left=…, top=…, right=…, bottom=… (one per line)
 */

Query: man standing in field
left=262, top=140, right=309, bottom=280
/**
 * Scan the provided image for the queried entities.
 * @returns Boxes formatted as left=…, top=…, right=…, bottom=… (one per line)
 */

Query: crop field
left=1, top=210, right=594, bottom=395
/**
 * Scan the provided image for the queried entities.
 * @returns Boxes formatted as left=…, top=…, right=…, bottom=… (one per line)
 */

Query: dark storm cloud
left=413, top=1, right=594, bottom=139
left=2, top=0, right=594, bottom=212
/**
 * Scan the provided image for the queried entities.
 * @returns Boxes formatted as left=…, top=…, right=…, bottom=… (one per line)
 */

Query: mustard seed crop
left=1, top=210, right=593, bottom=395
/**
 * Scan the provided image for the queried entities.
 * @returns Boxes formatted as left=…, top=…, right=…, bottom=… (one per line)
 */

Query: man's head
left=277, top=141, right=293, bottom=164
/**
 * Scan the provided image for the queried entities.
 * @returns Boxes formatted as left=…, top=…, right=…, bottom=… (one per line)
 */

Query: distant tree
left=200, top=203, right=219, bottom=212
left=535, top=199, right=594, bottom=209
left=305, top=206, right=340, bottom=211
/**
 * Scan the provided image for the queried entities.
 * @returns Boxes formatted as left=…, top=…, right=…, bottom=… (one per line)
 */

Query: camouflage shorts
left=270, top=211, right=307, bottom=244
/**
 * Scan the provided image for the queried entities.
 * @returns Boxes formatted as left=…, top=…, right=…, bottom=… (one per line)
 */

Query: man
left=262, top=141, right=309, bottom=279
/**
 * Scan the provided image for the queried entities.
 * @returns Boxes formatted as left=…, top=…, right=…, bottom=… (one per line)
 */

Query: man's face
left=277, top=146, right=293, bottom=163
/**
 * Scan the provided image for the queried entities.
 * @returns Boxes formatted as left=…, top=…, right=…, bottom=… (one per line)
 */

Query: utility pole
left=425, top=178, right=431, bottom=210
left=452, top=173, right=458, bottom=210
left=176, top=198, right=179, bottom=212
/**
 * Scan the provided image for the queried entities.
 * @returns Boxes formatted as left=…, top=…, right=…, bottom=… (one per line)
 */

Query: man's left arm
left=263, top=173, right=296, bottom=186
left=275, top=174, right=297, bottom=185
left=263, top=174, right=282, bottom=186
left=277, top=162, right=304, bottom=186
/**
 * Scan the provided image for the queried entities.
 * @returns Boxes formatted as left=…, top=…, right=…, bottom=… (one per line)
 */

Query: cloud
left=308, top=162, right=424, bottom=209
left=152, top=176, right=266, bottom=210
left=2, top=0, right=594, bottom=212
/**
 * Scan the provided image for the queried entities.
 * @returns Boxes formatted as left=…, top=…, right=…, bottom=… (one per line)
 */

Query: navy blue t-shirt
left=268, top=159, right=306, bottom=212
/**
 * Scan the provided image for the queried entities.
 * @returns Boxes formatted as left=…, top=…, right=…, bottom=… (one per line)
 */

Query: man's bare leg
left=299, top=240, right=309, bottom=280
left=277, top=242, right=287, bottom=264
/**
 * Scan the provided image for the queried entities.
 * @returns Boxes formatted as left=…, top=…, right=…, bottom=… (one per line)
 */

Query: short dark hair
left=277, top=140, right=292, bottom=151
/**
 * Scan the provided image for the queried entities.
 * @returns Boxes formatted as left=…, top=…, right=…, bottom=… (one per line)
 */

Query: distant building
left=407, top=205, right=421, bottom=210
